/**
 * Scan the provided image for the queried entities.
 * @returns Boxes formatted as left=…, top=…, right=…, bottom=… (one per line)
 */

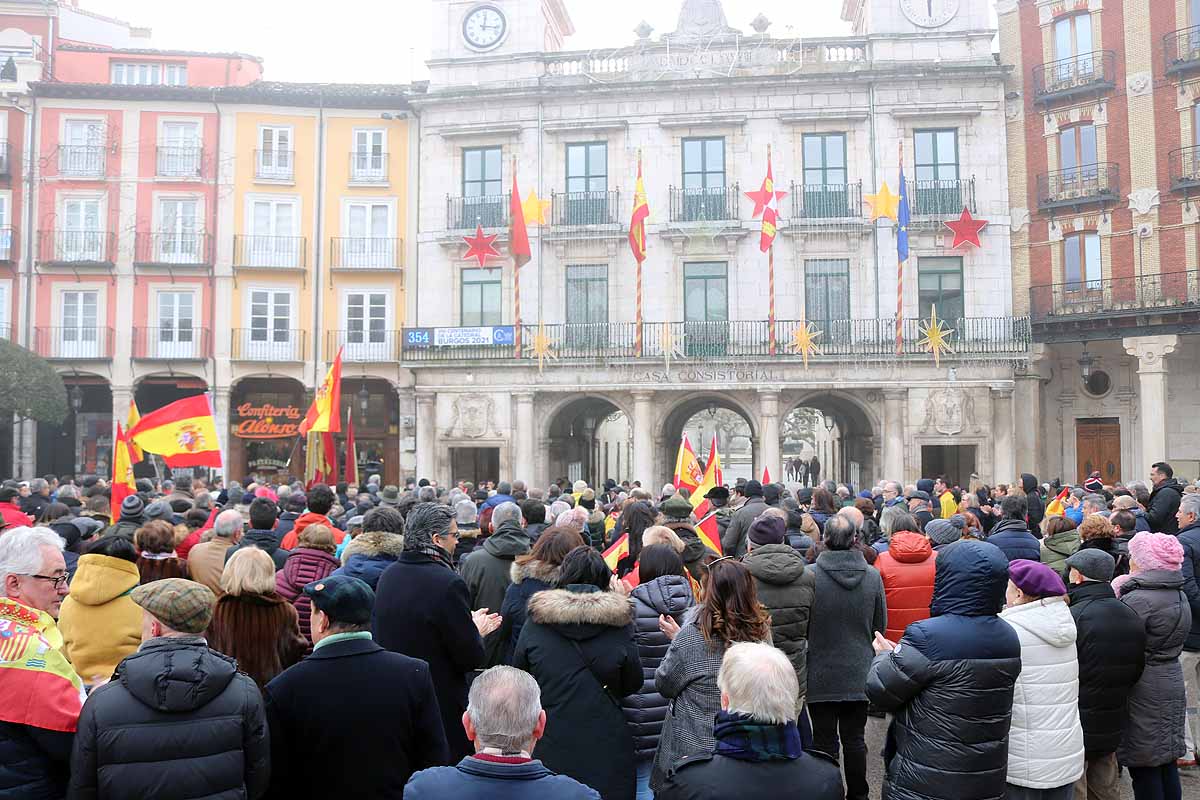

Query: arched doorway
left=37, top=374, right=112, bottom=480
left=661, top=394, right=758, bottom=487
left=134, top=375, right=210, bottom=480
left=781, top=392, right=877, bottom=490
left=545, top=396, right=630, bottom=487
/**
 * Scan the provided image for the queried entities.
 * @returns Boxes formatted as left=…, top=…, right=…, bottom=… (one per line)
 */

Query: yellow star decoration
left=788, top=318, right=824, bottom=369
left=521, top=190, right=551, bottom=226
left=659, top=323, right=686, bottom=370
left=525, top=321, right=557, bottom=373
left=917, top=307, right=956, bottom=368
left=865, top=181, right=900, bottom=222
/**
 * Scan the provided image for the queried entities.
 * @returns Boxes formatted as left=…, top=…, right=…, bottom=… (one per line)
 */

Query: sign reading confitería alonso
left=404, top=326, right=515, bottom=348
left=233, top=403, right=302, bottom=439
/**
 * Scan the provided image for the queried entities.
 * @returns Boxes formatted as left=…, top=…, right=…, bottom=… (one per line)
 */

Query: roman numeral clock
left=463, top=3, right=508, bottom=51
left=899, top=0, right=960, bottom=28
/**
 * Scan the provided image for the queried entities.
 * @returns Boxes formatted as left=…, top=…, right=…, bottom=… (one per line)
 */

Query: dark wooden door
left=1076, top=419, right=1121, bottom=485
left=451, top=447, right=500, bottom=487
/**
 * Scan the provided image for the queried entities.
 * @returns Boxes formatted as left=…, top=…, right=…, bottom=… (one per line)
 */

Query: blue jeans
left=636, top=759, right=654, bottom=800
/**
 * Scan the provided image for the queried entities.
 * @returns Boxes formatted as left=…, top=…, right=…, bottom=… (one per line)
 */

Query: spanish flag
left=300, top=347, right=343, bottom=435
left=673, top=433, right=703, bottom=492
left=690, top=435, right=723, bottom=510
left=629, top=154, right=649, bottom=264
left=126, top=394, right=222, bottom=468
left=110, top=423, right=136, bottom=513
left=1045, top=487, right=1070, bottom=518
left=603, top=532, right=629, bottom=572
left=690, top=436, right=724, bottom=555
left=125, top=402, right=144, bottom=463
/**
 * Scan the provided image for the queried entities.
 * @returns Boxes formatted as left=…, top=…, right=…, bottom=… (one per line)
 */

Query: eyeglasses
left=24, top=573, right=68, bottom=590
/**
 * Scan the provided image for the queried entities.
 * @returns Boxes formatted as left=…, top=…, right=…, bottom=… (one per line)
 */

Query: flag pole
left=634, top=148, right=644, bottom=358
left=896, top=140, right=904, bottom=356
left=765, top=145, right=776, bottom=355
left=512, top=156, right=522, bottom=358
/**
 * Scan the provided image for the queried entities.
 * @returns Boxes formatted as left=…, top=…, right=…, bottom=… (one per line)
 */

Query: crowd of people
left=0, top=461, right=1196, bottom=800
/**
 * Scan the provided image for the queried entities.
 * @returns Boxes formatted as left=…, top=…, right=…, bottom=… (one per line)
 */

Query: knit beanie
left=1127, top=531, right=1185, bottom=572
left=925, top=518, right=962, bottom=546
left=119, top=494, right=145, bottom=520
left=747, top=514, right=786, bottom=547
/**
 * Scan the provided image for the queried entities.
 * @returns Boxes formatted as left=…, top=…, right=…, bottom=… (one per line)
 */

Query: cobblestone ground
left=863, top=716, right=1200, bottom=799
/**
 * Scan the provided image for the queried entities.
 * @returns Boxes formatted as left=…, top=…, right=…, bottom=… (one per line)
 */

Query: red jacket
left=0, top=501, right=33, bottom=531
left=279, top=512, right=345, bottom=550
left=875, top=532, right=937, bottom=642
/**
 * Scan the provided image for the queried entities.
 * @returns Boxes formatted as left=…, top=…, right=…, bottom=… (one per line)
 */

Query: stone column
left=1123, top=335, right=1180, bottom=469
left=758, top=390, right=780, bottom=483
left=1013, top=343, right=1049, bottom=480
left=211, top=387, right=231, bottom=481
left=991, top=387, right=1015, bottom=486
left=415, top=391, right=438, bottom=483
left=632, top=390, right=655, bottom=487
left=882, top=389, right=907, bottom=482
left=110, top=386, right=133, bottom=433
left=513, top=392, right=535, bottom=484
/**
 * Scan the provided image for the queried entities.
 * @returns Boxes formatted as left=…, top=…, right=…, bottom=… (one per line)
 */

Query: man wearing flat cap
left=68, top=578, right=270, bottom=800
left=264, top=574, right=449, bottom=798
left=1065, top=549, right=1146, bottom=800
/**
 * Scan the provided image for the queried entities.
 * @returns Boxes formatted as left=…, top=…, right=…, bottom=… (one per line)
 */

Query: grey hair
left=455, top=498, right=478, bottom=525
left=884, top=481, right=901, bottom=495
left=491, top=501, right=522, bottom=528
left=56, top=485, right=78, bottom=500
left=660, top=483, right=676, bottom=498
left=718, top=642, right=798, bottom=724
left=403, top=502, right=455, bottom=551
left=28, top=478, right=47, bottom=493
left=277, top=485, right=292, bottom=500
left=467, top=666, right=543, bottom=753
left=837, top=506, right=864, bottom=530
left=0, top=526, right=65, bottom=591
left=548, top=500, right=570, bottom=520
left=1082, top=493, right=1106, bottom=512
left=528, top=487, right=544, bottom=501
left=213, top=509, right=244, bottom=538
left=822, top=515, right=856, bottom=550
left=1181, top=493, right=1200, bottom=518
left=417, top=486, right=437, bottom=503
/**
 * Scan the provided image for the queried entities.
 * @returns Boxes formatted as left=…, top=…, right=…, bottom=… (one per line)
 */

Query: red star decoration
left=461, top=224, right=501, bottom=267
left=744, top=184, right=788, bottom=219
left=943, top=207, right=989, bottom=249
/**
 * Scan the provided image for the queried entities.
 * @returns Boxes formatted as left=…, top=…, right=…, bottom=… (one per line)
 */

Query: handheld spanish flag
left=689, top=436, right=724, bottom=555
left=300, top=347, right=343, bottom=435
left=126, top=394, right=222, bottom=468
left=110, top=423, right=137, bottom=513
left=691, top=435, right=723, bottom=510
left=1045, top=487, right=1070, bottom=517
left=125, top=402, right=144, bottom=463
left=673, top=433, right=703, bottom=492
left=603, top=532, right=629, bottom=572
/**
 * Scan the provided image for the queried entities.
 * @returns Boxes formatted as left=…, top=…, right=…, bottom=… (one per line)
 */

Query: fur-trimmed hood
left=340, top=531, right=404, bottom=564
left=527, top=586, right=633, bottom=633
left=510, top=558, right=562, bottom=585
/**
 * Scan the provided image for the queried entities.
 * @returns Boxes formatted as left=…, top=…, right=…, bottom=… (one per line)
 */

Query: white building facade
left=407, top=0, right=1025, bottom=489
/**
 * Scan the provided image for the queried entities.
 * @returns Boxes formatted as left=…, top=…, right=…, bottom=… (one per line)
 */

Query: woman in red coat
left=874, top=514, right=938, bottom=643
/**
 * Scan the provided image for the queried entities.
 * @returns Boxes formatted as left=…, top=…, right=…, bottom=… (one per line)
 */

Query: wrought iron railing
left=907, top=177, right=976, bottom=217
left=37, top=230, right=115, bottom=264
left=326, top=329, right=403, bottom=362
left=1033, top=50, right=1116, bottom=103
left=156, top=146, right=203, bottom=178
left=447, top=194, right=509, bottom=230
left=132, top=326, right=211, bottom=359
left=231, top=328, right=307, bottom=361
left=233, top=234, right=307, bottom=269
left=551, top=190, right=621, bottom=226
left=134, top=231, right=213, bottom=266
left=1030, top=271, right=1200, bottom=320
left=58, top=145, right=106, bottom=177
left=1036, top=163, right=1119, bottom=209
left=329, top=236, right=403, bottom=269
left=254, top=149, right=294, bottom=181
left=1164, top=25, right=1200, bottom=75
left=400, top=317, right=1030, bottom=363
left=1169, top=146, right=1200, bottom=191
left=669, top=185, right=740, bottom=223
left=33, top=326, right=114, bottom=359
left=349, top=151, right=388, bottom=183
left=789, top=181, right=863, bottom=220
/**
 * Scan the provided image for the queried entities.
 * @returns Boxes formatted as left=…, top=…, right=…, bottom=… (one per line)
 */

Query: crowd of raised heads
left=0, top=461, right=1198, bottom=800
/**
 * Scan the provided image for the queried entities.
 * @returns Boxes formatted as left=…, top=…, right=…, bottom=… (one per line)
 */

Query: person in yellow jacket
left=58, top=537, right=142, bottom=687
left=934, top=476, right=958, bottom=520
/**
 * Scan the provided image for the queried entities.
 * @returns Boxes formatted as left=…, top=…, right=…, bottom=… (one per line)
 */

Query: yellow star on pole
left=917, top=307, right=956, bottom=368
left=524, top=320, right=557, bottom=373
left=521, top=190, right=551, bottom=226
left=788, top=318, right=824, bottom=369
left=864, top=181, right=900, bottom=222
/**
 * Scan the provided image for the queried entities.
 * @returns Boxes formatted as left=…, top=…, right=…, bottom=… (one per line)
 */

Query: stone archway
left=543, top=395, right=630, bottom=487
left=781, top=391, right=879, bottom=490
left=660, top=393, right=759, bottom=487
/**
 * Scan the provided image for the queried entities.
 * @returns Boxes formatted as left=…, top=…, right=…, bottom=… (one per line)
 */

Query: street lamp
left=357, top=383, right=371, bottom=418
left=821, top=412, right=835, bottom=433
left=68, top=384, right=83, bottom=413
left=1078, top=346, right=1095, bottom=385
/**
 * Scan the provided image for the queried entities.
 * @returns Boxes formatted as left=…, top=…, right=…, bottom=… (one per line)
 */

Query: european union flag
left=897, top=164, right=910, bottom=263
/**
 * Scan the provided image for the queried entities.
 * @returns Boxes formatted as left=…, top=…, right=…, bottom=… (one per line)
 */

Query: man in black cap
left=703, top=486, right=734, bottom=549
left=905, top=490, right=934, bottom=533
left=724, top=480, right=767, bottom=557
left=264, top=575, right=449, bottom=798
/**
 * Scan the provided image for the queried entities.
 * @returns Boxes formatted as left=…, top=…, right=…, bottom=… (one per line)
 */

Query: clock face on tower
left=463, top=4, right=508, bottom=51
left=899, top=0, right=960, bottom=28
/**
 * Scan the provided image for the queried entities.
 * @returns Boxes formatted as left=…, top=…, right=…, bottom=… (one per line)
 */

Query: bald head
left=837, top=505, right=864, bottom=530
left=213, top=509, right=244, bottom=539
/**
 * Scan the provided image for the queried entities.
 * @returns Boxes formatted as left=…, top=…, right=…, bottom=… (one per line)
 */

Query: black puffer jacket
left=0, top=722, right=73, bottom=800
left=867, top=540, right=1022, bottom=800
left=1066, top=580, right=1145, bottom=757
left=622, top=574, right=695, bottom=761
left=67, top=635, right=270, bottom=800
left=742, top=543, right=815, bottom=705
left=1147, top=478, right=1182, bottom=534
left=1021, top=474, right=1044, bottom=536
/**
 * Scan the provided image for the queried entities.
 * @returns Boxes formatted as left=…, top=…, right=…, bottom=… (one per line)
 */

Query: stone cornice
left=780, top=109, right=871, bottom=124
left=434, top=122, right=524, bottom=140
left=891, top=103, right=988, bottom=119
left=658, top=113, right=747, bottom=130
left=542, top=119, right=629, bottom=134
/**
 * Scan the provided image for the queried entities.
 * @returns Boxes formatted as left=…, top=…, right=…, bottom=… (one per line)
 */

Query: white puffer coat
left=1000, top=596, right=1086, bottom=789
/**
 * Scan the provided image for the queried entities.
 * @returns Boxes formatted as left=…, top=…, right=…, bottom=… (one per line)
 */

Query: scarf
left=420, top=543, right=457, bottom=573
left=713, top=710, right=803, bottom=763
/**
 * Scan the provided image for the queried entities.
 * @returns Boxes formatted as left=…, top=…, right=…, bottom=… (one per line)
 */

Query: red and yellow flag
left=629, top=155, right=649, bottom=264
left=344, top=409, right=358, bottom=486
left=1045, top=487, right=1070, bottom=517
left=126, top=394, right=222, bottom=468
left=110, top=422, right=137, bottom=513
left=301, top=347, right=343, bottom=435
left=691, top=435, right=723, bottom=510
left=603, top=532, right=630, bottom=572
left=305, top=430, right=338, bottom=487
left=125, top=402, right=144, bottom=463
left=762, top=466, right=772, bottom=484
left=510, top=171, right=532, bottom=268
left=693, top=505, right=723, bottom=556
left=673, top=433, right=703, bottom=492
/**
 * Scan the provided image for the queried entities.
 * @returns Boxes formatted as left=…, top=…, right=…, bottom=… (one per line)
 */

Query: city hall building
left=406, top=0, right=1027, bottom=488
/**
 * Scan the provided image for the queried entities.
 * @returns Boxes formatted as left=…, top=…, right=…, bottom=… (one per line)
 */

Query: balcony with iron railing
left=326, top=330, right=402, bottom=362
left=156, top=146, right=203, bottom=178
left=1169, top=146, right=1200, bottom=192
left=1036, top=163, right=1120, bottom=210
left=1030, top=272, right=1200, bottom=336
left=550, top=190, right=621, bottom=227
left=447, top=194, right=510, bottom=231
left=329, top=237, right=403, bottom=270
left=0, top=225, right=15, bottom=261
left=349, top=151, right=389, bottom=184
left=400, top=317, right=1030, bottom=364
left=254, top=149, right=294, bottom=182
left=231, top=328, right=307, bottom=362
left=907, top=177, right=977, bottom=219
left=788, top=181, right=863, bottom=222
left=132, top=326, right=211, bottom=360
left=58, top=145, right=107, bottom=178
left=37, top=230, right=115, bottom=266
left=1165, top=25, right=1200, bottom=75
left=134, top=232, right=213, bottom=266
left=668, top=185, right=740, bottom=223
left=233, top=235, right=307, bottom=269
left=33, top=326, right=114, bottom=359
left=1033, top=50, right=1116, bottom=106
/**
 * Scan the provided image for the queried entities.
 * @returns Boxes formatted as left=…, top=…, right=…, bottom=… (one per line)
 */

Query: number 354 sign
left=404, top=326, right=515, bottom=348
